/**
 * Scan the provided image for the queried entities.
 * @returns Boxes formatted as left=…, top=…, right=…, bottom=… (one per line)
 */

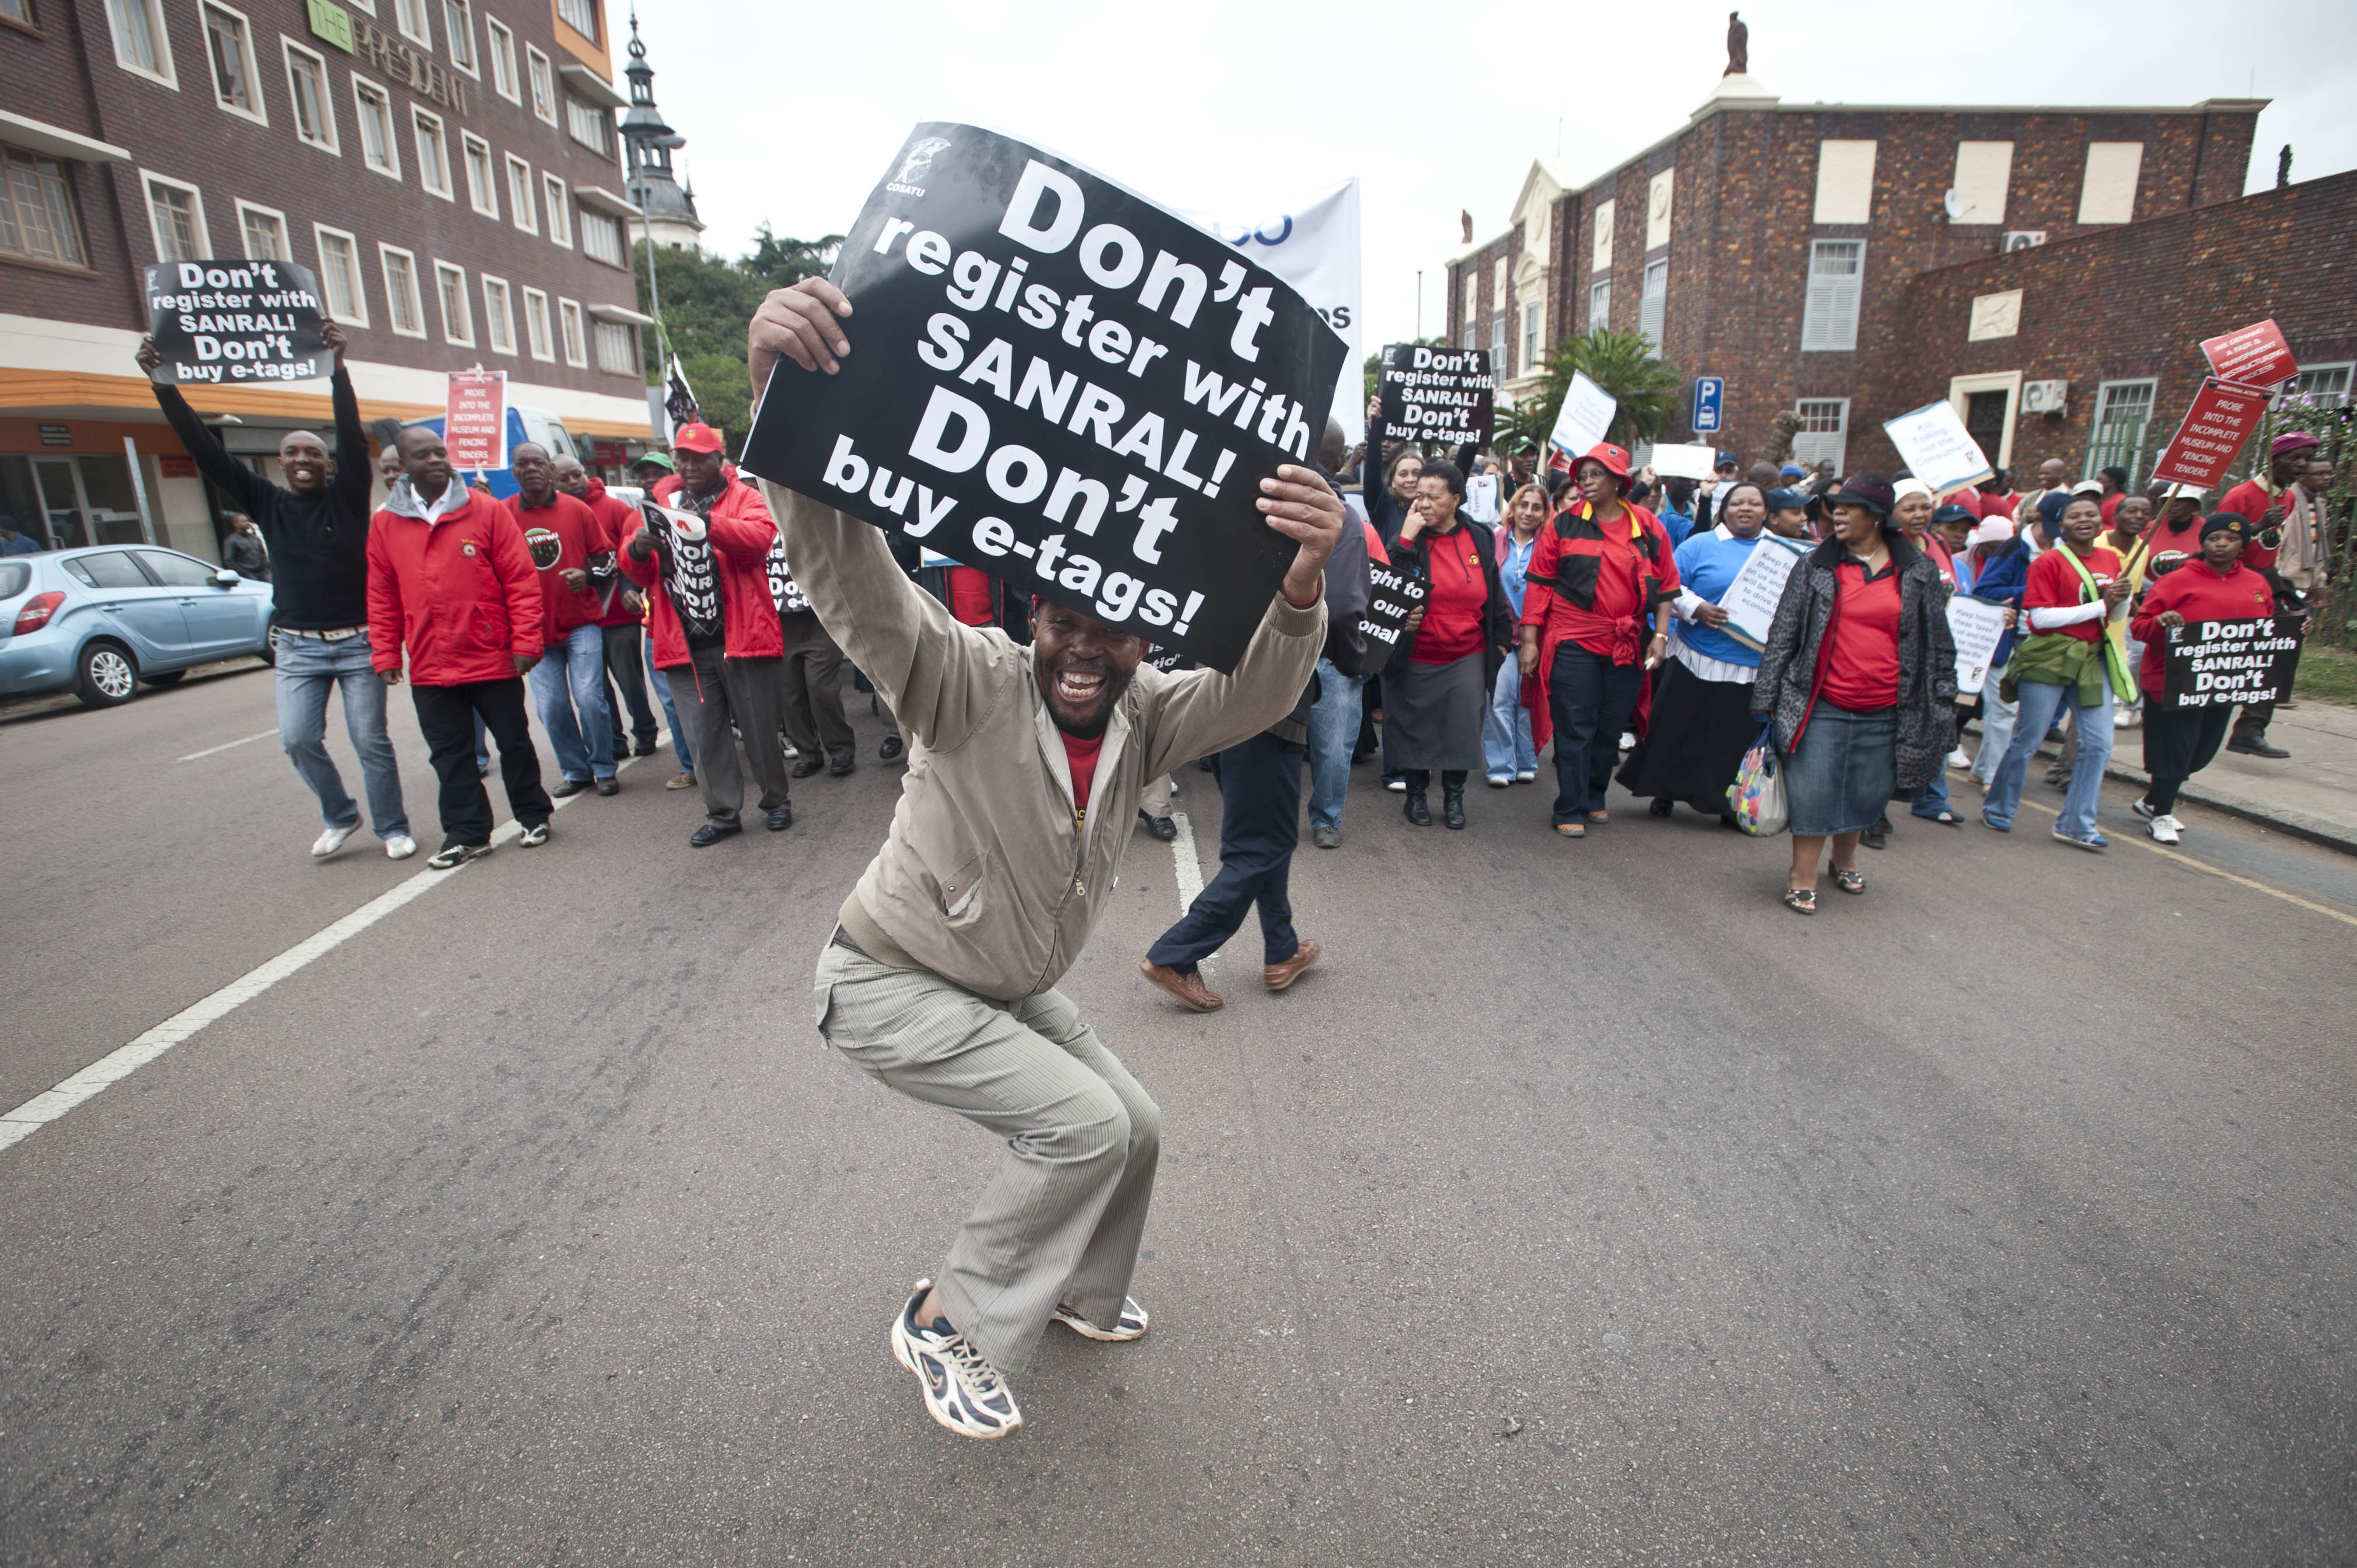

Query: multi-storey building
left=0, top=0, right=655, bottom=561
left=1448, top=72, right=2278, bottom=479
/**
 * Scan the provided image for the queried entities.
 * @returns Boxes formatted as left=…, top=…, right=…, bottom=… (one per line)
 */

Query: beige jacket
left=766, top=483, right=1325, bottom=1003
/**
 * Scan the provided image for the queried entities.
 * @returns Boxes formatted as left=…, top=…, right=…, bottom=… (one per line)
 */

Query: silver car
left=0, top=546, right=276, bottom=707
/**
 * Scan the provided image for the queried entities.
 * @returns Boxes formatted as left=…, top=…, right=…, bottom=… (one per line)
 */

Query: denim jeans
left=1970, top=682, right=2018, bottom=788
left=1911, top=767, right=1951, bottom=819
left=1483, top=657, right=1539, bottom=781
left=1305, top=658, right=1360, bottom=831
left=649, top=633, right=693, bottom=771
left=1983, top=672, right=2115, bottom=840
left=527, top=621, right=615, bottom=783
left=273, top=630, right=408, bottom=840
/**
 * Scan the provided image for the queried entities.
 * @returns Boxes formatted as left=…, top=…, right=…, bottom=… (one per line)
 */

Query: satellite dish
left=1943, top=189, right=1965, bottom=221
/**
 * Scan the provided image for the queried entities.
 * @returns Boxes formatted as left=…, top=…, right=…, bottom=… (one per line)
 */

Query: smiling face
left=2060, top=496, right=2104, bottom=547
left=2112, top=495, right=2151, bottom=536
left=1892, top=491, right=1933, bottom=536
left=278, top=430, right=330, bottom=493
left=1506, top=484, right=1549, bottom=536
left=1386, top=451, right=1423, bottom=505
left=395, top=425, right=452, bottom=495
left=1030, top=602, right=1146, bottom=740
left=2039, top=458, right=2069, bottom=490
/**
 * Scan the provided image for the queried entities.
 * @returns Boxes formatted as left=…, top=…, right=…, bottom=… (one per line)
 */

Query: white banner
left=1884, top=399, right=1995, bottom=497
left=1190, top=177, right=1363, bottom=447
left=1549, top=371, right=1616, bottom=460
left=1948, top=594, right=2010, bottom=695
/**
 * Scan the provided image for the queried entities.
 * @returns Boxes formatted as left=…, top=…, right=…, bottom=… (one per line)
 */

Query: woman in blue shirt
left=1481, top=483, right=1548, bottom=785
left=1619, top=481, right=1780, bottom=823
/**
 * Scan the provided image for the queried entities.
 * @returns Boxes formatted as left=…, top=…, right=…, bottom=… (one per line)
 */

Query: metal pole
left=1416, top=269, right=1422, bottom=340
left=123, top=435, right=156, bottom=546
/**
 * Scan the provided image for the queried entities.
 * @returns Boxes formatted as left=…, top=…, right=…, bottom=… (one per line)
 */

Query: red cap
left=1579, top=442, right=1633, bottom=482
left=672, top=421, right=724, bottom=455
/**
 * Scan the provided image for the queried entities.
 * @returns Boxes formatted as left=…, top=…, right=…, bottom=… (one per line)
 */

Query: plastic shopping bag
left=1727, top=724, right=1788, bottom=837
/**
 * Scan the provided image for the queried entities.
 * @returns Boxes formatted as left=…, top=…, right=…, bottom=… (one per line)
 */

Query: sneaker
left=2130, top=797, right=2157, bottom=822
left=1052, top=1296, right=1149, bottom=1342
left=782, top=742, right=800, bottom=759
left=385, top=834, right=417, bottom=860
left=518, top=822, right=550, bottom=847
left=665, top=771, right=698, bottom=790
left=427, top=842, right=492, bottom=870
left=310, top=824, right=357, bottom=858
left=1385, top=775, right=1406, bottom=792
left=1619, top=731, right=1636, bottom=751
left=2148, top=813, right=2183, bottom=844
left=2052, top=827, right=2108, bottom=852
left=890, top=1280, right=1022, bottom=1440
left=1945, top=747, right=1972, bottom=770
left=1486, top=774, right=1511, bottom=788
left=1515, top=769, right=1537, bottom=783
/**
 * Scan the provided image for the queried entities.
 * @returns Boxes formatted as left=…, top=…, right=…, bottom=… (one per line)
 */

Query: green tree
left=744, top=225, right=843, bottom=288
left=1500, top=329, right=1686, bottom=454
left=632, top=232, right=840, bottom=456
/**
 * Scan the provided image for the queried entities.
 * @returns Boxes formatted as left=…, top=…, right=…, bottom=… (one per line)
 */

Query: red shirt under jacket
left=1819, top=561, right=1901, bottom=711
left=2025, top=543, right=2125, bottom=645
left=2127, top=560, right=2277, bottom=696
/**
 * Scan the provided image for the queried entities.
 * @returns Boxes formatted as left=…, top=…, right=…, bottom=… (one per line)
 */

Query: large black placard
left=1357, top=560, right=1430, bottom=676
left=144, top=261, right=329, bottom=385
left=742, top=123, right=1348, bottom=672
left=2160, top=614, right=2302, bottom=709
left=1375, top=343, right=1494, bottom=448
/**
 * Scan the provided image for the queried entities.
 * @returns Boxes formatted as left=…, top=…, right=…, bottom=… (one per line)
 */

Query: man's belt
left=278, top=624, right=367, bottom=642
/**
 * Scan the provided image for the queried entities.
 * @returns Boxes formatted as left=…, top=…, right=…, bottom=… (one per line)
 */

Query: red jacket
left=366, top=486, right=543, bottom=684
left=2128, top=560, right=2276, bottom=696
left=503, top=489, right=612, bottom=643
left=618, top=473, right=784, bottom=668
left=584, top=478, right=647, bottom=627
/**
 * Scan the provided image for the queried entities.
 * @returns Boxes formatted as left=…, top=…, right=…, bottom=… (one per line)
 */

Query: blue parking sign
left=1691, top=376, right=1724, bottom=434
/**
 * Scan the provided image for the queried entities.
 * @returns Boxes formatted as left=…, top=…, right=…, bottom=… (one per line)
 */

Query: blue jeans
left=527, top=621, right=615, bottom=782
left=1911, top=767, right=1951, bottom=819
left=1970, top=682, right=2018, bottom=787
left=274, top=630, right=408, bottom=840
left=1483, top=658, right=1538, bottom=780
left=649, top=633, right=693, bottom=771
left=1983, top=672, right=2115, bottom=839
left=1305, top=658, right=1360, bottom=831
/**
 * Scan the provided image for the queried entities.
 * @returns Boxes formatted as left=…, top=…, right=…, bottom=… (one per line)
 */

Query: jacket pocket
left=935, top=848, right=990, bottom=928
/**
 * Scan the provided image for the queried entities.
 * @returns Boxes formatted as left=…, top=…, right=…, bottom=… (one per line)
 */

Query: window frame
left=280, top=37, right=339, bottom=154
left=350, top=73, right=401, bottom=179
left=542, top=172, right=571, bottom=247
left=557, top=296, right=586, bottom=366
left=525, top=44, right=556, bottom=125
left=411, top=104, right=453, bottom=200
left=1801, top=238, right=1864, bottom=353
left=1587, top=275, right=1610, bottom=332
left=379, top=241, right=426, bottom=337
left=503, top=154, right=536, bottom=233
left=104, top=0, right=177, bottom=87
left=0, top=144, right=95, bottom=270
left=459, top=129, right=498, bottom=218
left=522, top=284, right=553, bottom=360
left=480, top=273, right=516, bottom=354
left=441, top=0, right=477, bottom=75
left=432, top=259, right=474, bottom=347
left=2086, top=377, right=2159, bottom=487
left=312, top=221, right=368, bottom=327
left=484, top=13, right=519, bottom=102
left=200, top=0, right=267, bottom=125
left=553, top=0, right=596, bottom=42
left=1521, top=299, right=1540, bottom=370
left=392, top=0, right=431, bottom=47
left=2286, top=362, right=2353, bottom=406
left=580, top=208, right=623, bottom=267
left=592, top=317, right=639, bottom=377
left=140, top=169, right=210, bottom=262
left=1791, top=397, right=1851, bottom=474
left=233, top=197, right=290, bottom=261
left=563, top=92, right=612, bottom=158
left=1638, top=257, right=1668, bottom=349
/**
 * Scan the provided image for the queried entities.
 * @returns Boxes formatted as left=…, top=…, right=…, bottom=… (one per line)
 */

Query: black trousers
left=2143, top=702, right=2232, bottom=814
left=2230, top=638, right=2302, bottom=742
left=1146, top=731, right=1303, bottom=972
left=602, top=621, right=659, bottom=749
left=412, top=678, right=551, bottom=848
left=778, top=610, right=855, bottom=763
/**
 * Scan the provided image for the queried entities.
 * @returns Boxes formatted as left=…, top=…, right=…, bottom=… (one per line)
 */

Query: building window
left=441, top=0, right=475, bottom=73
left=2077, top=142, right=2143, bottom=226
left=0, top=145, right=92, bottom=268
left=504, top=154, right=535, bottom=232
left=1801, top=240, right=1862, bottom=351
left=1813, top=139, right=1877, bottom=225
left=581, top=209, right=622, bottom=266
left=1638, top=258, right=1667, bottom=350
left=412, top=107, right=452, bottom=198
left=236, top=200, right=288, bottom=260
left=525, top=45, right=556, bottom=124
left=542, top=173, right=570, bottom=245
left=484, top=14, right=518, bottom=100
left=461, top=131, right=497, bottom=216
left=557, top=297, right=585, bottom=365
left=1460, top=325, right=1474, bottom=352
left=593, top=319, right=637, bottom=375
left=201, top=2, right=264, bottom=122
left=1950, top=141, right=2013, bottom=226
left=1588, top=276, right=1610, bottom=331
left=1793, top=399, right=1849, bottom=473
left=565, top=93, right=612, bottom=157
left=522, top=285, right=553, bottom=359
left=313, top=223, right=366, bottom=325
left=481, top=274, right=515, bottom=353
left=142, top=173, right=207, bottom=261
left=2086, top=379, right=2157, bottom=485
left=554, top=0, right=596, bottom=40
left=380, top=243, right=424, bottom=336
left=1489, top=315, right=1507, bottom=373
left=2285, top=363, right=2352, bottom=405
left=283, top=41, right=337, bottom=152
left=433, top=260, right=473, bottom=345
left=1, top=0, right=34, bottom=27
left=353, top=76, right=399, bottom=177
left=393, top=0, right=430, bottom=46
left=1522, top=301, right=1541, bottom=369
left=106, top=0, right=175, bottom=82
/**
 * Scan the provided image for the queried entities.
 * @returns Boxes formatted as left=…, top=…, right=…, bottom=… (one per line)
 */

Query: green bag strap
left=2052, top=545, right=2135, bottom=697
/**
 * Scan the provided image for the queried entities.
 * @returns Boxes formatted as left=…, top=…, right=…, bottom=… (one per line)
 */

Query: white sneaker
left=890, top=1280, right=1022, bottom=1440
left=1515, top=769, right=1537, bottom=783
left=1052, top=1295, right=1149, bottom=1343
left=1619, top=731, right=1637, bottom=751
left=2148, top=813, right=2183, bottom=844
left=783, top=742, right=800, bottom=758
left=385, top=834, right=417, bottom=860
left=310, top=824, right=356, bottom=858
left=1945, top=748, right=1972, bottom=769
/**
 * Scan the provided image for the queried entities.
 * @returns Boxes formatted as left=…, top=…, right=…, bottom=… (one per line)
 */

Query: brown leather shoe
left=1264, top=938, right=1320, bottom=991
left=1138, top=959, right=1222, bottom=1012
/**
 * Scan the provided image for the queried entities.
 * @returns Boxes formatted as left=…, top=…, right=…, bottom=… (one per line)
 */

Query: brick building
left=0, top=0, right=654, bottom=562
left=1448, top=74, right=2274, bottom=478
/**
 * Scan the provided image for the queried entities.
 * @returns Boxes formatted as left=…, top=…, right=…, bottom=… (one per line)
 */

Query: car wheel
left=75, top=640, right=139, bottom=707
left=142, top=669, right=186, bottom=687
left=257, top=615, right=278, bottom=668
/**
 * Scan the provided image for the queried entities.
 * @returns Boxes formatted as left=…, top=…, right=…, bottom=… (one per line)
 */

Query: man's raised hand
left=748, top=280, right=853, bottom=396
left=1263, top=465, right=1344, bottom=607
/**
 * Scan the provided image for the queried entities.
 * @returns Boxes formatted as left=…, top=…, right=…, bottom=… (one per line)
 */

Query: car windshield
left=0, top=562, right=27, bottom=599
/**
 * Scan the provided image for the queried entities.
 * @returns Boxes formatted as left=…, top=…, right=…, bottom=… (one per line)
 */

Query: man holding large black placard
left=752, top=262, right=1338, bottom=1440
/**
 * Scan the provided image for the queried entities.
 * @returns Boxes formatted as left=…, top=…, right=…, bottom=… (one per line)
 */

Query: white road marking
left=0, top=732, right=665, bottom=1155
left=1169, top=810, right=1204, bottom=910
left=175, top=728, right=277, bottom=763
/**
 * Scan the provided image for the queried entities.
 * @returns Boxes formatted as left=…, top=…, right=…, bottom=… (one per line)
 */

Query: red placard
left=2150, top=378, right=2271, bottom=490
left=2198, top=318, right=2299, bottom=390
left=445, top=368, right=508, bottom=473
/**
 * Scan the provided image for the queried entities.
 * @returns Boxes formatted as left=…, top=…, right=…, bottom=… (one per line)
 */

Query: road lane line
left=2002, top=794, right=2357, bottom=928
left=0, top=733, right=665, bottom=1156
left=1167, top=809, right=1212, bottom=971
left=176, top=728, right=278, bottom=762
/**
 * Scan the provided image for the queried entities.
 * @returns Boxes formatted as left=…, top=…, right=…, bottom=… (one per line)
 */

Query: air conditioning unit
left=2002, top=230, right=2049, bottom=253
left=2023, top=379, right=2069, bottom=414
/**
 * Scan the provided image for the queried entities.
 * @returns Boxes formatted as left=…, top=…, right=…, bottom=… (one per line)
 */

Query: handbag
left=1727, top=720, right=1788, bottom=837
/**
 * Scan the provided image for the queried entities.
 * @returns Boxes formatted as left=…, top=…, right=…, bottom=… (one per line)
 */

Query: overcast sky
left=618, top=0, right=2355, bottom=354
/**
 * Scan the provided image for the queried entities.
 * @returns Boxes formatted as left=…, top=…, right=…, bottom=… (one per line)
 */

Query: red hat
left=2271, top=429, right=2321, bottom=458
left=672, top=421, right=724, bottom=455
left=1578, top=442, right=1633, bottom=484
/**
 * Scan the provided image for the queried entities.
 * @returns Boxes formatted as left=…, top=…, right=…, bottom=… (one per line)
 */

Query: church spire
left=618, top=9, right=704, bottom=248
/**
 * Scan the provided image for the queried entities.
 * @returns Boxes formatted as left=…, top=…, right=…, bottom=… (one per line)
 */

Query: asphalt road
left=4, top=661, right=2354, bottom=1565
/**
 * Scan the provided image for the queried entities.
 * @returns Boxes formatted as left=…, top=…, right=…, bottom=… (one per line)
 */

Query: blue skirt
left=1783, top=702, right=1896, bottom=836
